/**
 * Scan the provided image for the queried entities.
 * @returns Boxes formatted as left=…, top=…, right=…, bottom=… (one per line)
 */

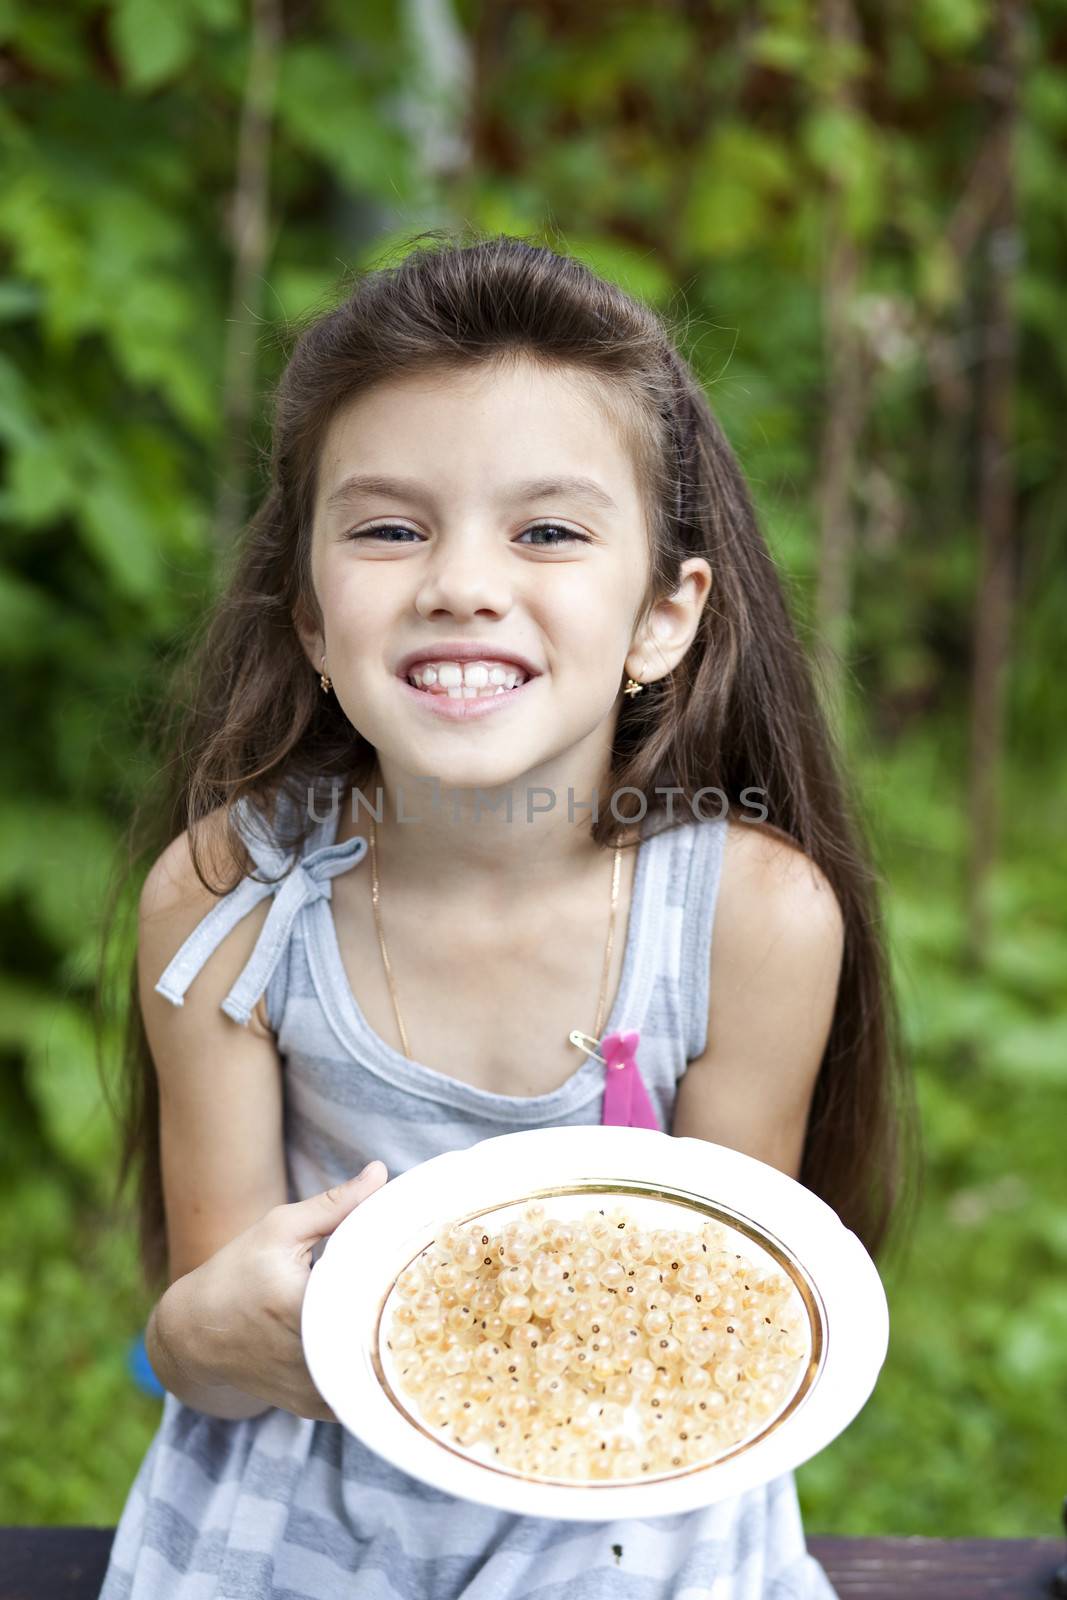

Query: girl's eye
left=519, top=523, right=590, bottom=548
left=345, top=523, right=590, bottom=547
left=346, top=525, right=422, bottom=543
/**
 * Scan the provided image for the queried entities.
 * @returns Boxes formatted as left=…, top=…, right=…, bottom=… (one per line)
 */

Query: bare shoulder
left=718, top=818, right=845, bottom=953
left=139, top=804, right=274, bottom=1040
left=669, top=818, right=845, bottom=1174
left=702, top=816, right=845, bottom=1073
left=140, top=804, right=240, bottom=920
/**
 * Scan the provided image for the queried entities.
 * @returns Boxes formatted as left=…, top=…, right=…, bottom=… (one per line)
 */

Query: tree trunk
left=211, top=0, right=283, bottom=554
left=400, top=0, right=473, bottom=200
left=814, top=0, right=867, bottom=735
left=966, top=0, right=1022, bottom=967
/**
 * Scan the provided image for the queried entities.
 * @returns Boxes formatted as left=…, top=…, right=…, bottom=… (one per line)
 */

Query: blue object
left=128, top=1330, right=166, bottom=1399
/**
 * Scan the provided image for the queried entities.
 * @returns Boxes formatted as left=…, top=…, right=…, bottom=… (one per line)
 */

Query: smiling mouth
left=403, top=662, right=531, bottom=699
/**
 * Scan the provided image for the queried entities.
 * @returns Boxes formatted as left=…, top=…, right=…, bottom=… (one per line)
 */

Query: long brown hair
left=98, top=228, right=916, bottom=1295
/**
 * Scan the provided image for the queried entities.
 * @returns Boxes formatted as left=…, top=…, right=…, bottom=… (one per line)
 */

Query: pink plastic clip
left=600, top=1029, right=660, bottom=1130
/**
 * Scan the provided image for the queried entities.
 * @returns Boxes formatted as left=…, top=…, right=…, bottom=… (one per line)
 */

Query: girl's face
left=298, top=358, right=710, bottom=799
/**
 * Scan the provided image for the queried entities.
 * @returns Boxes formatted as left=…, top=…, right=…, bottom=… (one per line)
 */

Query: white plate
left=302, top=1126, right=888, bottom=1520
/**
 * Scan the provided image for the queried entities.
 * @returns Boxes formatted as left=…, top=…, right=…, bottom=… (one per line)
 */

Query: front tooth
left=463, top=664, right=489, bottom=688
left=462, top=685, right=478, bottom=698
left=489, top=666, right=507, bottom=685
left=446, top=686, right=463, bottom=699
left=420, top=665, right=438, bottom=686
left=437, top=664, right=462, bottom=687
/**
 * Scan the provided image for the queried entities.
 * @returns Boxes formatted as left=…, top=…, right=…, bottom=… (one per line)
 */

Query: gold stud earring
left=320, top=654, right=332, bottom=694
left=623, top=676, right=644, bottom=698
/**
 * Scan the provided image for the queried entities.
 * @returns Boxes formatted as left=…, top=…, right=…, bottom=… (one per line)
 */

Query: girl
left=99, top=232, right=909, bottom=1598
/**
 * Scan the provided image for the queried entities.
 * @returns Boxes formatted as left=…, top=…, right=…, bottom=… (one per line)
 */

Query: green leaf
left=986, top=1015, right=1067, bottom=1086
left=187, top=0, right=240, bottom=27
left=1000, top=1283, right=1067, bottom=1387
left=277, top=45, right=415, bottom=199
left=683, top=124, right=795, bottom=259
left=1026, top=66, right=1067, bottom=137
left=918, top=236, right=963, bottom=310
left=987, top=924, right=1067, bottom=1001
left=901, top=966, right=1028, bottom=1056
left=0, top=280, right=41, bottom=322
left=0, top=172, right=97, bottom=344
left=78, top=474, right=163, bottom=602
left=109, top=0, right=197, bottom=91
left=803, top=106, right=884, bottom=233
left=84, top=186, right=187, bottom=272
left=0, top=570, right=56, bottom=661
left=914, top=1068, right=982, bottom=1159
left=748, top=26, right=812, bottom=76
left=0, top=981, right=119, bottom=1189
left=6, top=9, right=90, bottom=77
left=100, top=271, right=218, bottom=434
left=684, top=176, right=765, bottom=258
left=0, top=978, right=46, bottom=1053
left=0, top=802, right=119, bottom=954
left=916, top=0, right=991, bottom=54
left=6, top=432, right=80, bottom=526
left=0, top=354, right=40, bottom=450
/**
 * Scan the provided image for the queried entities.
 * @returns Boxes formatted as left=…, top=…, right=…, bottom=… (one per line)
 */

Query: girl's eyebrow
left=324, top=472, right=619, bottom=514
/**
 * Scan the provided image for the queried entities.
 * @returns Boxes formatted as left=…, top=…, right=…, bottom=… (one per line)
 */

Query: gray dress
left=100, top=786, right=837, bottom=1599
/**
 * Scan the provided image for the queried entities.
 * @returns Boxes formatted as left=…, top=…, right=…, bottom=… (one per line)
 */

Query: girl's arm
left=146, top=1276, right=273, bottom=1421
left=138, top=814, right=290, bottom=1418
left=671, top=823, right=845, bottom=1180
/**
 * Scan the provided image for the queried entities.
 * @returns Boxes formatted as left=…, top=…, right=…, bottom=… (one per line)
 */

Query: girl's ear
left=291, top=600, right=324, bottom=674
left=625, top=558, right=713, bottom=685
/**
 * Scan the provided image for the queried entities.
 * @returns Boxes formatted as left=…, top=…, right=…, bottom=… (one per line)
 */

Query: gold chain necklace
left=367, top=812, right=623, bottom=1062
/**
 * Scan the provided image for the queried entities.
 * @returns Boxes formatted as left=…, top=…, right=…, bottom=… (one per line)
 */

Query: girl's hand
left=168, top=1161, right=389, bottom=1423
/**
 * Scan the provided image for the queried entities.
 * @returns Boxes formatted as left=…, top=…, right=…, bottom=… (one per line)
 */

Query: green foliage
left=277, top=45, right=416, bottom=199
left=797, top=737, right=1067, bottom=1536
left=0, top=1166, right=161, bottom=1523
left=1, top=0, right=1065, bottom=1541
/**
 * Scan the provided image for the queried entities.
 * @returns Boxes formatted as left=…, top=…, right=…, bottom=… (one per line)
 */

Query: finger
left=300, top=1399, right=340, bottom=1424
left=282, top=1162, right=389, bottom=1244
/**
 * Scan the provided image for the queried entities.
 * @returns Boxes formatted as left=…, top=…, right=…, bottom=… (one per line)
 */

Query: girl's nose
left=413, top=538, right=513, bottom=620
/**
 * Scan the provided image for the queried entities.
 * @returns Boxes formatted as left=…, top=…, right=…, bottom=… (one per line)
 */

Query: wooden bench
left=0, top=1528, right=1063, bottom=1598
